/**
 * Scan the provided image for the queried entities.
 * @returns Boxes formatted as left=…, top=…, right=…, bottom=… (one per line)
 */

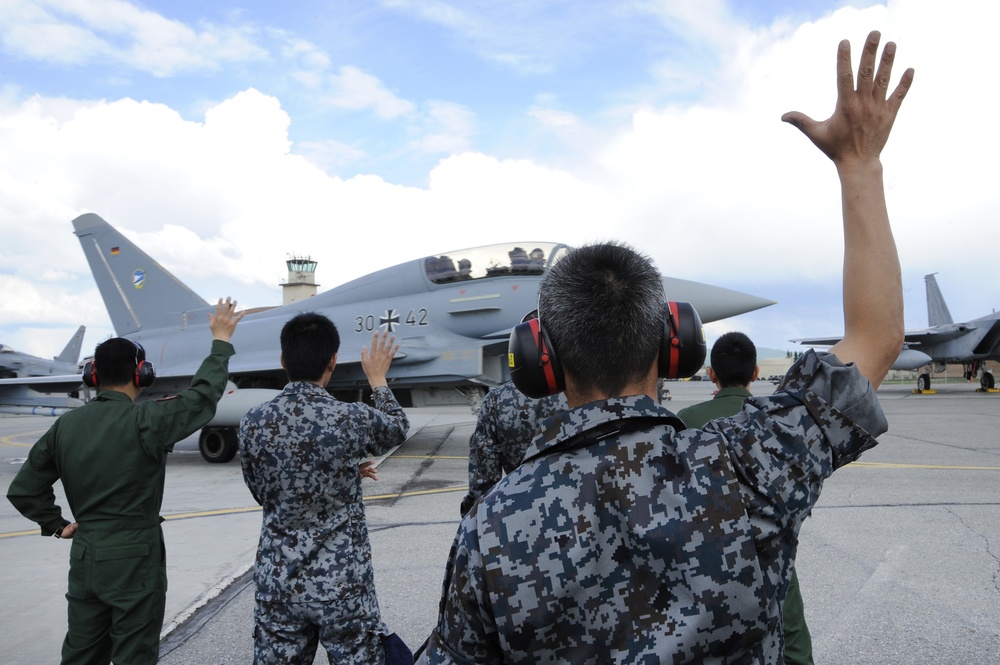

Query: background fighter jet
left=796, top=273, right=1000, bottom=392
left=0, top=325, right=85, bottom=378
left=1, top=213, right=774, bottom=463
left=0, top=326, right=86, bottom=416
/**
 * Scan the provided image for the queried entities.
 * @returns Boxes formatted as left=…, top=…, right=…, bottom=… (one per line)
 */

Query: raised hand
left=361, top=330, right=399, bottom=389
left=782, top=30, right=914, bottom=170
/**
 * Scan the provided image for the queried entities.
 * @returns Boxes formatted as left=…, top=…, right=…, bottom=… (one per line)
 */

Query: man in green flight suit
left=6, top=297, right=244, bottom=665
left=677, top=331, right=814, bottom=665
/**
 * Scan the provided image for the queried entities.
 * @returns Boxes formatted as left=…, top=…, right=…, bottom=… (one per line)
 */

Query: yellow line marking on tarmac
left=365, top=486, right=467, bottom=501
left=0, top=486, right=469, bottom=540
left=1, top=431, right=43, bottom=447
left=391, top=455, right=468, bottom=460
left=849, top=461, right=1000, bottom=470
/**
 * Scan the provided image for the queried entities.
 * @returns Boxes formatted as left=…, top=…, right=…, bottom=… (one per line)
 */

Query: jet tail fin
left=72, top=213, right=210, bottom=336
left=54, top=325, right=86, bottom=364
left=925, top=273, right=954, bottom=327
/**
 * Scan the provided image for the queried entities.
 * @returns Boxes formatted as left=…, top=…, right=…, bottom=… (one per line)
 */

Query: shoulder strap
left=523, top=413, right=685, bottom=464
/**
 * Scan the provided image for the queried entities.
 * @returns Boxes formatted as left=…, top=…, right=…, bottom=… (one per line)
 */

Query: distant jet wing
left=791, top=335, right=843, bottom=347
left=0, top=374, right=84, bottom=392
left=795, top=323, right=978, bottom=349
left=902, top=324, right=977, bottom=346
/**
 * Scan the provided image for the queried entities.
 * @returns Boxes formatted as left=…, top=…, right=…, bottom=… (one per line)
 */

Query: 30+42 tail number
left=355, top=308, right=428, bottom=334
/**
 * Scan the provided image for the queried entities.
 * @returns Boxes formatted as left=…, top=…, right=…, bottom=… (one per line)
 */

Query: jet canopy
left=423, top=242, right=570, bottom=284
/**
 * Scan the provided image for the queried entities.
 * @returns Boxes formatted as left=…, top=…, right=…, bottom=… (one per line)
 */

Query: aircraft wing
left=0, top=375, right=86, bottom=414
left=0, top=374, right=85, bottom=392
left=791, top=335, right=843, bottom=347
left=795, top=323, right=978, bottom=349
left=901, top=325, right=978, bottom=346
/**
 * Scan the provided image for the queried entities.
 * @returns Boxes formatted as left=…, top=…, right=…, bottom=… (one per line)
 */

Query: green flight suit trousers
left=62, top=526, right=166, bottom=665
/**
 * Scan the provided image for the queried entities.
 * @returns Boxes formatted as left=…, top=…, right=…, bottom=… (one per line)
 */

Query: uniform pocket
left=93, top=542, right=154, bottom=595
left=67, top=541, right=88, bottom=596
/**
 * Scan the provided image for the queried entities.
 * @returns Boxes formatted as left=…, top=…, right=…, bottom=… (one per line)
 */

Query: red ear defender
left=131, top=341, right=156, bottom=388
left=658, top=301, right=707, bottom=379
left=508, top=318, right=565, bottom=398
left=82, top=360, right=98, bottom=388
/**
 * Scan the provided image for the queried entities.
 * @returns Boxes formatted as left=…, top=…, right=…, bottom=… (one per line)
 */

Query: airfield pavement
left=1, top=379, right=999, bottom=664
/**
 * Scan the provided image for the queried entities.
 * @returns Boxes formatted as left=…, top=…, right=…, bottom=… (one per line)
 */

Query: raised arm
left=782, top=31, right=914, bottom=388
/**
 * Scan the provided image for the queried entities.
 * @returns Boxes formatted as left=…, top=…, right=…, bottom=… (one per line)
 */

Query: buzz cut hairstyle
left=710, top=331, right=757, bottom=388
left=280, top=312, right=341, bottom=382
left=538, top=241, right=665, bottom=396
left=93, top=337, right=144, bottom=386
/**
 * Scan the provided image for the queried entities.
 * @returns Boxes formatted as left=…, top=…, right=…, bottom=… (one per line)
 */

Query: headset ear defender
left=659, top=301, right=706, bottom=379
left=82, top=360, right=99, bottom=388
left=81, top=340, right=156, bottom=388
left=508, top=318, right=565, bottom=399
left=508, top=301, right=706, bottom=398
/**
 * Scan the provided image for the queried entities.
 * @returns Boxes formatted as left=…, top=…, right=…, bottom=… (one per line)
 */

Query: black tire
left=917, top=373, right=931, bottom=392
left=981, top=372, right=996, bottom=390
left=199, top=427, right=238, bottom=463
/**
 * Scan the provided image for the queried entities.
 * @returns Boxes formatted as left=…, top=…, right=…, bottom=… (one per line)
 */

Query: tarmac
left=2, top=380, right=999, bottom=664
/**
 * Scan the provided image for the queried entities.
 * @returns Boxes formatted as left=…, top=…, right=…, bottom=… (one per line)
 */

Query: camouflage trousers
left=253, top=597, right=387, bottom=665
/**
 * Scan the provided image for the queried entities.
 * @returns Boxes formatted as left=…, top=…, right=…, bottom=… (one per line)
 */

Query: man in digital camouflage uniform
left=239, top=313, right=409, bottom=665
left=418, top=31, right=912, bottom=664
left=7, top=298, right=244, bottom=665
left=678, top=332, right=814, bottom=665
left=459, top=382, right=567, bottom=516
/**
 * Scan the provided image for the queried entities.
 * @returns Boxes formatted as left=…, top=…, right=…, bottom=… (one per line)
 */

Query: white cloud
left=323, top=66, right=416, bottom=119
left=0, top=0, right=269, bottom=76
left=407, top=101, right=476, bottom=154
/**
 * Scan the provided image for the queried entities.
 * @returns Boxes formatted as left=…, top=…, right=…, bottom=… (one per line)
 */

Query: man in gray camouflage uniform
left=459, top=382, right=567, bottom=516
left=419, top=31, right=912, bottom=664
left=240, top=313, right=409, bottom=665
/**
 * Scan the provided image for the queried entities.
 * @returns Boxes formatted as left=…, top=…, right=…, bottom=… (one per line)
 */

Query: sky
left=2, top=0, right=999, bottom=362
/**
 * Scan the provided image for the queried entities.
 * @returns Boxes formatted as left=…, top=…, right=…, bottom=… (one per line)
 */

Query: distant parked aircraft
left=797, top=273, right=1000, bottom=392
left=0, top=326, right=86, bottom=415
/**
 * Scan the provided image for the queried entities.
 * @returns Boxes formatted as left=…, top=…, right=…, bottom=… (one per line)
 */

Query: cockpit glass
left=423, top=242, right=570, bottom=284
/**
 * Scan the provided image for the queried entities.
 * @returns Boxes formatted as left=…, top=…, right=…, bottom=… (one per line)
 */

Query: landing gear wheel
left=199, top=427, right=238, bottom=463
left=916, top=373, right=931, bottom=392
left=981, top=372, right=996, bottom=390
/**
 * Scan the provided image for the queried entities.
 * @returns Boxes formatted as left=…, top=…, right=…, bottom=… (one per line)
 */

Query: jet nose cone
left=661, top=276, right=775, bottom=324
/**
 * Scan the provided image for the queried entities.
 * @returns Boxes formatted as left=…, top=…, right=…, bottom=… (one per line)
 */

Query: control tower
left=281, top=255, right=319, bottom=305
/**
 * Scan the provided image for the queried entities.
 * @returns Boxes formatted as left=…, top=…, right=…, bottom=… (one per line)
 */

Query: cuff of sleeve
left=211, top=339, right=236, bottom=357
left=42, top=519, right=70, bottom=538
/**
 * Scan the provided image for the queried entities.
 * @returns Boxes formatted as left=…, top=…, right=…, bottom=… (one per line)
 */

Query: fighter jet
left=0, top=213, right=775, bottom=463
left=0, top=326, right=87, bottom=415
left=0, top=325, right=85, bottom=378
left=796, top=273, right=1000, bottom=392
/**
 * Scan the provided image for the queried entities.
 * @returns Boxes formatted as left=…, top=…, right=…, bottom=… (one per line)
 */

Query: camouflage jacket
left=419, top=351, right=887, bottom=664
left=460, top=383, right=567, bottom=515
left=239, top=382, right=409, bottom=604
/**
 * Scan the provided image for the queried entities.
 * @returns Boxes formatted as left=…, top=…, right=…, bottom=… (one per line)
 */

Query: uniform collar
left=281, top=381, right=331, bottom=396
left=714, top=386, right=753, bottom=400
left=95, top=390, right=133, bottom=402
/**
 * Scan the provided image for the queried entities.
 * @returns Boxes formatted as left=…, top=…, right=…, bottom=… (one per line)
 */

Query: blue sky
left=2, top=0, right=999, bottom=360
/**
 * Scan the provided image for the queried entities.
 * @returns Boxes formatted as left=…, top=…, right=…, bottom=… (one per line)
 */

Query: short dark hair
left=538, top=241, right=664, bottom=396
left=94, top=337, right=144, bottom=386
left=280, top=313, right=340, bottom=382
left=710, top=332, right=757, bottom=387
